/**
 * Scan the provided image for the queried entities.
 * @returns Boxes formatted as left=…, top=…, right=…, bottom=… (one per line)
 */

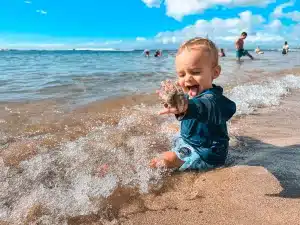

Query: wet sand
left=1, top=80, right=300, bottom=224
left=116, top=91, right=300, bottom=225
left=0, top=94, right=158, bottom=167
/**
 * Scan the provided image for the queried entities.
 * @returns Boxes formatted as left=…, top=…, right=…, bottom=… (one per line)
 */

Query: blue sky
left=0, top=0, right=299, bottom=49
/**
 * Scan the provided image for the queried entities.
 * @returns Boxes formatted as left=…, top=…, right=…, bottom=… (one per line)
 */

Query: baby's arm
left=182, top=93, right=235, bottom=124
left=150, top=81, right=188, bottom=169
left=178, top=94, right=222, bottom=124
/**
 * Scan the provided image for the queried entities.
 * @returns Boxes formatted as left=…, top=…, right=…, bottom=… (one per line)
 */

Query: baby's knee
left=162, top=151, right=184, bottom=168
left=162, top=151, right=177, bottom=161
left=150, top=151, right=184, bottom=169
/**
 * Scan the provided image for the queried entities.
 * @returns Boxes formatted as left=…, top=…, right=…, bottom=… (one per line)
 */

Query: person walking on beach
left=282, top=41, right=289, bottom=55
left=235, top=32, right=254, bottom=62
left=150, top=37, right=236, bottom=171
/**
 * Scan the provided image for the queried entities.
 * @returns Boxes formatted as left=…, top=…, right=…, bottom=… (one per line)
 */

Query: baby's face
left=175, top=47, right=220, bottom=98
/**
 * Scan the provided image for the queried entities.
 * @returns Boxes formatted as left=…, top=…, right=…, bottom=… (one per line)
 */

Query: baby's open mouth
left=187, top=85, right=199, bottom=97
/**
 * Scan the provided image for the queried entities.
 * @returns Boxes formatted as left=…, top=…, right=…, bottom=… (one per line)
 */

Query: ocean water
left=1, top=50, right=300, bottom=224
left=1, top=50, right=300, bottom=105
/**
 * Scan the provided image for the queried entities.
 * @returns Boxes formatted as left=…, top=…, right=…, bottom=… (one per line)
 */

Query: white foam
left=1, top=106, right=167, bottom=224
left=5, top=75, right=300, bottom=224
left=0, top=158, right=10, bottom=221
left=228, top=74, right=300, bottom=115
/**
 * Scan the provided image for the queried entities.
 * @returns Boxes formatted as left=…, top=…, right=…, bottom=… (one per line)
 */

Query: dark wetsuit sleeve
left=176, top=94, right=222, bottom=124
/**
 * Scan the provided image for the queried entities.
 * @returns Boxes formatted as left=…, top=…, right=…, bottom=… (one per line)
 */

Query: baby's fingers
left=160, top=80, right=175, bottom=93
left=158, top=107, right=178, bottom=115
left=165, top=80, right=175, bottom=91
left=160, top=81, right=167, bottom=89
left=156, top=89, right=167, bottom=100
left=175, top=80, right=181, bottom=87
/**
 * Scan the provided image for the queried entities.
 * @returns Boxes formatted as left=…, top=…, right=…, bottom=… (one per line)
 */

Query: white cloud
left=136, top=37, right=147, bottom=41
left=273, top=1, right=294, bottom=17
left=142, top=0, right=162, bottom=8
left=1, top=8, right=299, bottom=50
left=285, top=11, right=300, bottom=22
left=24, top=1, right=32, bottom=4
left=152, top=10, right=300, bottom=47
left=142, top=0, right=275, bottom=20
left=267, top=19, right=283, bottom=31
left=291, top=24, right=300, bottom=37
left=0, top=38, right=127, bottom=50
left=36, top=10, right=47, bottom=15
left=155, top=11, right=268, bottom=44
left=104, top=40, right=123, bottom=45
left=0, top=42, right=67, bottom=50
left=273, top=1, right=300, bottom=22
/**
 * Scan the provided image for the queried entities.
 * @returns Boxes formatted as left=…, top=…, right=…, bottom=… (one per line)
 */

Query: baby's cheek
left=177, top=80, right=186, bottom=90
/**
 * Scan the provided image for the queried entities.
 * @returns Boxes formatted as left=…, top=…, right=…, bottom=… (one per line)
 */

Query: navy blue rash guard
left=176, top=84, right=236, bottom=166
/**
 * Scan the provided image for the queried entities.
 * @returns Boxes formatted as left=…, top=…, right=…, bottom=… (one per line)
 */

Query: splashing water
left=0, top=105, right=175, bottom=224
left=2, top=74, right=300, bottom=224
left=228, top=75, right=300, bottom=115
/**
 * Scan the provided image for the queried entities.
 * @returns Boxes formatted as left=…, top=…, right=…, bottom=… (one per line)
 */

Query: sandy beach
left=115, top=91, right=300, bottom=225
left=2, top=85, right=300, bottom=225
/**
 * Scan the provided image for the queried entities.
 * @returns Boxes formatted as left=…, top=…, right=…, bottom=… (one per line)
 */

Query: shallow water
left=1, top=50, right=300, bottom=224
left=1, top=50, right=300, bottom=104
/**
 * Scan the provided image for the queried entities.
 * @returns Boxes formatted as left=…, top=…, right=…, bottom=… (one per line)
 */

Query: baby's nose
left=184, top=74, right=193, bottom=82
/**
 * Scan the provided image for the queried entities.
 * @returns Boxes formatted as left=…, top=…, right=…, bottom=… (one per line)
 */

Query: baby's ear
left=213, top=65, right=221, bottom=79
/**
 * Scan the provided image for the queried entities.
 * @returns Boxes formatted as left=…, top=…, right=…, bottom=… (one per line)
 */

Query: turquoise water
left=0, top=50, right=300, bottom=105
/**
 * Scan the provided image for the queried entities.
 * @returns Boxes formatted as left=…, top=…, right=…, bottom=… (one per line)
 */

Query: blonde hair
left=177, top=37, right=219, bottom=66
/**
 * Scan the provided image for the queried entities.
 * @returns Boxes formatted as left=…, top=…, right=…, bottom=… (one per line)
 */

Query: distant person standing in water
left=144, top=49, right=150, bottom=57
left=219, top=48, right=226, bottom=57
left=154, top=50, right=162, bottom=57
left=255, top=46, right=264, bottom=54
left=282, top=41, right=289, bottom=55
left=235, top=32, right=254, bottom=62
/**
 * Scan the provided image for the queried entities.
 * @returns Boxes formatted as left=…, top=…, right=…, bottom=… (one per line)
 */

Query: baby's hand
left=156, top=80, right=187, bottom=115
left=149, top=157, right=165, bottom=168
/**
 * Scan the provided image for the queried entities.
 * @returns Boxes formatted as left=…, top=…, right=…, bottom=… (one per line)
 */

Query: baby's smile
left=186, top=85, right=200, bottom=97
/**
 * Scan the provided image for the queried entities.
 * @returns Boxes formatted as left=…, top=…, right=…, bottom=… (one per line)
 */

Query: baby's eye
left=178, top=73, right=185, bottom=77
left=191, top=71, right=201, bottom=75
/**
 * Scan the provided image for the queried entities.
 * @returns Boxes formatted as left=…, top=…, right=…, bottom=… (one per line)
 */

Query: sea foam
left=228, top=74, right=300, bottom=115
left=2, top=74, right=300, bottom=224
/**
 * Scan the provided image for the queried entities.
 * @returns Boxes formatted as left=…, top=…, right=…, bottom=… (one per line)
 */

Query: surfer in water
left=282, top=41, right=289, bottom=55
left=235, top=32, right=254, bottom=62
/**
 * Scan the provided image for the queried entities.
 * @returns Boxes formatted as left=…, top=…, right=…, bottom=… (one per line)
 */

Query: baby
left=151, top=37, right=236, bottom=171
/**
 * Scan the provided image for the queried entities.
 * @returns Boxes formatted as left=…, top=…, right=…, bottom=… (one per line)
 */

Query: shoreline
left=1, top=73, right=300, bottom=169
left=1, top=72, right=300, bottom=224
left=0, top=67, right=299, bottom=108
